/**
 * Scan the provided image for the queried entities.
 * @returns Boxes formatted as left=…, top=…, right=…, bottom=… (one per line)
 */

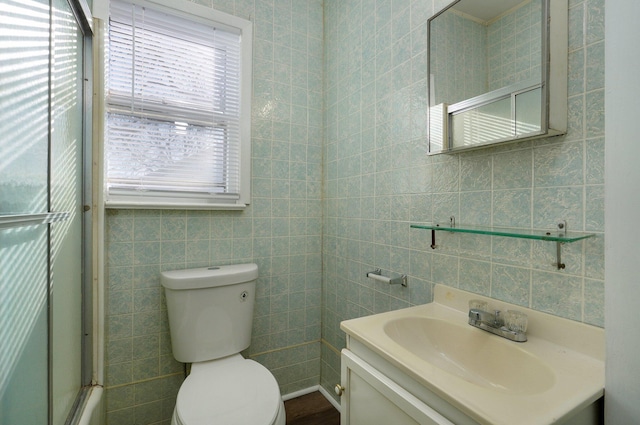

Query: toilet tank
left=160, top=263, right=258, bottom=363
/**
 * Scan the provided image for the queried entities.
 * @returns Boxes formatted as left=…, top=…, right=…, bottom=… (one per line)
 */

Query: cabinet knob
left=334, top=384, right=345, bottom=396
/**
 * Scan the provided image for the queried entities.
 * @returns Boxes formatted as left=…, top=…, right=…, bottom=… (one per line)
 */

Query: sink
left=341, top=285, right=605, bottom=425
left=383, top=316, right=555, bottom=394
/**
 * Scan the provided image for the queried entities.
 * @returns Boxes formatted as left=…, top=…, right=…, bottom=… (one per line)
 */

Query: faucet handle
left=494, top=310, right=504, bottom=326
left=469, top=309, right=482, bottom=321
left=504, top=310, right=528, bottom=333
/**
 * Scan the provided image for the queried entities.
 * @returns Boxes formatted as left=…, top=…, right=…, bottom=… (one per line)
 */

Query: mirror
left=427, top=0, right=567, bottom=154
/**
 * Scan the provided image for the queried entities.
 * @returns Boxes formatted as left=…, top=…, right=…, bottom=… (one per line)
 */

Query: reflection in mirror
left=451, top=97, right=513, bottom=147
left=427, top=0, right=567, bottom=154
left=430, top=0, right=542, bottom=106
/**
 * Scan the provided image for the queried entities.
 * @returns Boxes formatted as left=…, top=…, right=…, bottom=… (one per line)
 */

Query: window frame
left=104, top=0, right=252, bottom=210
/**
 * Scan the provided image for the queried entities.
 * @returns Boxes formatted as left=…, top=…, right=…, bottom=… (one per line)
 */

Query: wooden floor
left=284, top=391, right=340, bottom=425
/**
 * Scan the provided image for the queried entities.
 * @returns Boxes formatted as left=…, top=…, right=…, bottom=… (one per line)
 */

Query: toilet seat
left=174, top=355, right=282, bottom=425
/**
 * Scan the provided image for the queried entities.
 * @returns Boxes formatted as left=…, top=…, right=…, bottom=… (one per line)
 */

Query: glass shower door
left=0, top=0, right=52, bottom=423
left=0, top=0, right=90, bottom=423
left=50, top=0, right=85, bottom=422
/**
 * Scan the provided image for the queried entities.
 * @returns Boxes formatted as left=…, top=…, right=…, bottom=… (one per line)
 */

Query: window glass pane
left=106, top=114, right=232, bottom=193
left=105, top=0, right=246, bottom=204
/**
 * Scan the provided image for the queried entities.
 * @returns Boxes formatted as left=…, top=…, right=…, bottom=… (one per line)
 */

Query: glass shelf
left=411, top=221, right=595, bottom=269
left=410, top=223, right=595, bottom=243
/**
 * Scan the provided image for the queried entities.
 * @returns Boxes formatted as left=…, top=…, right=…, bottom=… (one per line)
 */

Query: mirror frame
left=427, top=0, right=568, bottom=154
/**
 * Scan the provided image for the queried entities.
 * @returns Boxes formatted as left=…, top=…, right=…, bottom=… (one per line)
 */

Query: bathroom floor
left=284, top=392, right=340, bottom=425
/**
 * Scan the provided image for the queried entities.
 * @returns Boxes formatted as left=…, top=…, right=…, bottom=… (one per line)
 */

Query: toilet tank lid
left=160, top=263, right=258, bottom=290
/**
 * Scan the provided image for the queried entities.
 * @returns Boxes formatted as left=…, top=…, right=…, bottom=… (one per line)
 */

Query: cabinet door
left=340, top=350, right=454, bottom=425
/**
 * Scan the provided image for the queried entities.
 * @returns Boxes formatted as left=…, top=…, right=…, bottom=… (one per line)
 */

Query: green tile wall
left=102, top=0, right=606, bottom=420
left=430, top=5, right=487, bottom=104
left=103, top=0, right=324, bottom=424
left=487, top=0, right=542, bottom=90
left=321, top=0, right=604, bottom=400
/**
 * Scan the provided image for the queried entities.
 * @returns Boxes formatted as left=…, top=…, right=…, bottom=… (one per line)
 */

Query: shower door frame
left=69, top=0, right=95, bottom=394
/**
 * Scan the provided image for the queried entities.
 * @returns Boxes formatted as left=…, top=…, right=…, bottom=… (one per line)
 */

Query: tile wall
left=321, top=0, right=605, bottom=399
left=103, top=0, right=324, bottom=424
left=487, top=0, right=542, bottom=90
left=430, top=0, right=543, bottom=105
left=101, top=0, right=606, bottom=419
left=430, top=5, right=487, bottom=104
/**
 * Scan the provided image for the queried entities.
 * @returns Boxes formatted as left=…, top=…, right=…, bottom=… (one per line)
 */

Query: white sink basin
left=383, top=317, right=555, bottom=394
left=340, top=284, right=605, bottom=425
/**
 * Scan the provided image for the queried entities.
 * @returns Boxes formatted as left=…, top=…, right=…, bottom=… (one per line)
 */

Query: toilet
left=161, top=263, right=286, bottom=425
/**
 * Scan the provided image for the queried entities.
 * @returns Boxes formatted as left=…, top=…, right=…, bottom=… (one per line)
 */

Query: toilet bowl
left=161, top=264, right=285, bottom=425
left=171, top=356, right=286, bottom=425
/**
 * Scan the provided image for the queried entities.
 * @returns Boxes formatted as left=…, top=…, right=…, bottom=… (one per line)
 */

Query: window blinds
left=106, top=0, right=243, bottom=204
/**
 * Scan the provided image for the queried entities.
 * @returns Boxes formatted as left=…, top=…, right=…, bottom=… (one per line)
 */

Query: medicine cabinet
left=427, top=0, right=568, bottom=154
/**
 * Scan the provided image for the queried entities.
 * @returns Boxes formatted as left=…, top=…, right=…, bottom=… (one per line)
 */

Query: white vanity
left=338, top=285, right=604, bottom=425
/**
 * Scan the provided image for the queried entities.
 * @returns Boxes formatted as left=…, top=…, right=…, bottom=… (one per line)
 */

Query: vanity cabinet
left=340, top=349, right=454, bottom=425
left=339, top=336, right=603, bottom=425
left=340, top=338, right=480, bottom=425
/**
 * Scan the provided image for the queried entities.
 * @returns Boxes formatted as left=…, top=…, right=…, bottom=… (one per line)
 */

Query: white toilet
left=161, top=263, right=286, bottom=425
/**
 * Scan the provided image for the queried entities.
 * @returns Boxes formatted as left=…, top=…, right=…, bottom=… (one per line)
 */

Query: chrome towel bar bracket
left=366, top=268, right=408, bottom=287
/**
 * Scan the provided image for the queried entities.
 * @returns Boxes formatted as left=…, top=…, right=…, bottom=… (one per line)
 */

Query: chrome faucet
left=468, top=308, right=527, bottom=342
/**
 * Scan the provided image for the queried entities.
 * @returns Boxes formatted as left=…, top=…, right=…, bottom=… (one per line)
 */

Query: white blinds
left=106, top=0, right=243, bottom=203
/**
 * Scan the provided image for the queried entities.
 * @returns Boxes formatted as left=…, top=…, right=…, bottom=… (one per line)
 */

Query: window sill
left=104, top=200, right=247, bottom=211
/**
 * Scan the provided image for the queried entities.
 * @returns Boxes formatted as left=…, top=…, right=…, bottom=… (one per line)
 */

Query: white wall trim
left=76, top=386, right=104, bottom=425
left=604, top=2, right=640, bottom=423
left=318, top=385, right=341, bottom=412
left=92, top=17, right=106, bottom=386
left=281, top=385, right=319, bottom=401
left=281, top=385, right=341, bottom=413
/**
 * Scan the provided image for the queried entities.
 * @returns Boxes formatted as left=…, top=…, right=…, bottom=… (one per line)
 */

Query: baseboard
left=281, top=385, right=341, bottom=413
left=281, top=385, right=320, bottom=401
left=318, top=385, right=341, bottom=412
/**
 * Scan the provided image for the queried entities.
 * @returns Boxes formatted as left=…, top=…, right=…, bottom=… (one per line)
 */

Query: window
left=105, top=0, right=252, bottom=208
